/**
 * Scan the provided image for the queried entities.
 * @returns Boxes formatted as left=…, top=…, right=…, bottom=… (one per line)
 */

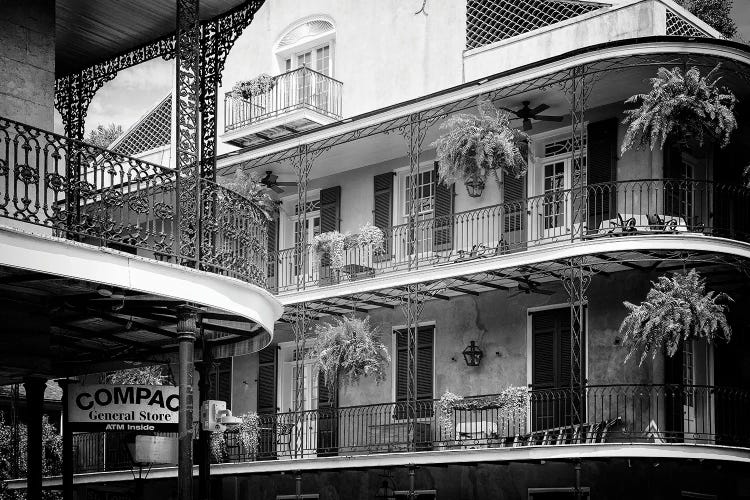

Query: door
left=532, top=160, right=571, bottom=242
left=682, top=339, right=714, bottom=443
left=281, top=360, right=319, bottom=458
left=400, top=168, right=435, bottom=261
left=293, top=214, right=320, bottom=280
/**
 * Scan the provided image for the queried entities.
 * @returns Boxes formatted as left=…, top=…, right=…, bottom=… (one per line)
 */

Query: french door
left=532, top=159, right=571, bottom=241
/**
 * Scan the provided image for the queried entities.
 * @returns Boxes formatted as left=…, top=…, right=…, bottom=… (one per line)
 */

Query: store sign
left=67, top=384, right=179, bottom=432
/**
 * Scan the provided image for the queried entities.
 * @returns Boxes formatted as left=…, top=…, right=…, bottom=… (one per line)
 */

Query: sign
left=133, top=435, right=178, bottom=464
left=67, top=384, right=179, bottom=432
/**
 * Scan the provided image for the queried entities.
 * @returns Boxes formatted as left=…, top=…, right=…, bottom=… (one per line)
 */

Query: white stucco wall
left=218, top=0, right=466, bottom=156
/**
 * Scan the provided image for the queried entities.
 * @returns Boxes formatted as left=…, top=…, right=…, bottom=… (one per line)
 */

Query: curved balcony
left=0, top=116, right=268, bottom=287
left=268, top=179, right=750, bottom=293
left=54, top=383, right=749, bottom=477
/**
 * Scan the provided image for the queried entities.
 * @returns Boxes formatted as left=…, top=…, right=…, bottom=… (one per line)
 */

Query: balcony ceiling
left=56, top=0, right=247, bottom=76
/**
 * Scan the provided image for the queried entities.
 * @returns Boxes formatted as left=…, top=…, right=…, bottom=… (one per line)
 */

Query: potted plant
left=312, top=316, right=391, bottom=393
left=356, top=221, right=385, bottom=269
left=620, top=64, right=737, bottom=155
left=210, top=411, right=260, bottom=462
left=619, top=269, right=732, bottom=365
left=231, top=73, right=276, bottom=100
left=312, top=230, right=348, bottom=284
left=220, top=168, right=277, bottom=220
left=432, top=100, right=528, bottom=198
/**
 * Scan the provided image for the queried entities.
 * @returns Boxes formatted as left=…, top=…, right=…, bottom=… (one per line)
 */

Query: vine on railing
left=0, top=116, right=268, bottom=287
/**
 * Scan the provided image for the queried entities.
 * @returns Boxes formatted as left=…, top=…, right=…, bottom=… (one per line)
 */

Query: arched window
left=275, top=17, right=335, bottom=76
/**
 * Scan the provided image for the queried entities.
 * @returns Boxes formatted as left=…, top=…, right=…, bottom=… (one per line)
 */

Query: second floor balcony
left=222, top=66, right=343, bottom=148
left=268, top=179, right=750, bottom=293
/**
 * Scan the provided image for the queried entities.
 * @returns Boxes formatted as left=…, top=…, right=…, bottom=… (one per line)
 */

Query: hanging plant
left=231, top=74, right=276, bottom=100
left=621, top=64, right=737, bottom=155
left=619, top=269, right=733, bottom=366
left=432, top=99, right=528, bottom=197
left=437, top=387, right=529, bottom=437
left=210, top=431, right=226, bottom=462
left=312, top=316, right=391, bottom=392
left=220, top=168, right=277, bottom=220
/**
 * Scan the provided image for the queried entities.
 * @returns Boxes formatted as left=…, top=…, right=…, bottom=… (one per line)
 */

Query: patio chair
left=616, top=214, right=638, bottom=234
left=646, top=214, right=678, bottom=233
left=276, top=420, right=295, bottom=459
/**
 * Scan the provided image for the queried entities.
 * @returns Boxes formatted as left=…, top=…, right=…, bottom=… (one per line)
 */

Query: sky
left=78, top=2, right=750, bottom=138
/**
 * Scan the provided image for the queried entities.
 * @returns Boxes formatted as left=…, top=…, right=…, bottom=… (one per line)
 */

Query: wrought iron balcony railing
left=268, top=179, right=750, bottom=292
left=0, top=116, right=268, bottom=286
left=54, top=384, right=749, bottom=477
left=224, top=66, right=343, bottom=133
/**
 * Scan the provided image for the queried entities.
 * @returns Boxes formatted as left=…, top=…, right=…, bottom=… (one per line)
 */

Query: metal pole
left=574, top=460, right=582, bottom=500
left=58, top=379, right=74, bottom=500
left=197, top=341, right=213, bottom=500
left=408, top=466, right=416, bottom=500
left=295, top=470, right=302, bottom=500
left=23, top=377, right=46, bottom=500
left=177, top=305, right=198, bottom=500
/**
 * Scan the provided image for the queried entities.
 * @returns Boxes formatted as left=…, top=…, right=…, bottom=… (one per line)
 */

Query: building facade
left=2, top=0, right=750, bottom=499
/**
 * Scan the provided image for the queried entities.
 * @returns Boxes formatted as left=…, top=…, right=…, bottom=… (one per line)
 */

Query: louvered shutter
left=320, top=186, right=341, bottom=232
left=396, top=330, right=408, bottom=402
left=416, top=326, right=434, bottom=400
left=503, top=172, right=526, bottom=245
left=257, top=347, right=277, bottom=414
left=373, top=172, right=394, bottom=261
left=317, top=370, right=338, bottom=408
left=217, top=358, right=232, bottom=409
left=532, top=314, right=556, bottom=389
left=395, top=326, right=434, bottom=402
left=587, top=119, right=618, bottom=231
left=266, top=216, right=278, bottom=289
left=433, top=162, right=454, bottom=252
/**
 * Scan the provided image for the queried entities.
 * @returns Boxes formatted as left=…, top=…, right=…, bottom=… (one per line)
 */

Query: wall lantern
left=375, top=480, right=396, bottom=500
left=464, top=172, right=485, bottom=198
left=462, top=340, right=483, bottom=366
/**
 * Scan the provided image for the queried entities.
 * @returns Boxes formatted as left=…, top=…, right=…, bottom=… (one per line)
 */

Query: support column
left=562, top=257, right=593, bottom=424
left=175, top=0, right=202, bottom=263
left=23, top=377, right=46, bottom=500
left=58, top=379, right=74, bottom=500
left=177, top=306, right=198, bottom=500
left=197, top=343, right=213, bottom=500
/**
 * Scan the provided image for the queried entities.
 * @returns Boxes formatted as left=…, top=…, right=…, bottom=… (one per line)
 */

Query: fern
left=619, top=269, right=732, bottom=365
left=621, top=65, right=737, bottom=155
left=432, top=100, right=528, bottom=190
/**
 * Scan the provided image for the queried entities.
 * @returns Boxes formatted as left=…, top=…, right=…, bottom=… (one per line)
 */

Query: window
left=402, top=169, right=435, bottom=217
left=207, top=358, right=232, bottom=409
left=395, top=325, right=434, bottom=405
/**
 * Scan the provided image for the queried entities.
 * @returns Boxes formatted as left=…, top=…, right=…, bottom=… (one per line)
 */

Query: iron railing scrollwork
left=0, top=116, right=268, bottom=287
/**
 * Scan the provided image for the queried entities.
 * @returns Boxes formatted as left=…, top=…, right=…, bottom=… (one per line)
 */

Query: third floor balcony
left=222, top=66, right=343, bottom=148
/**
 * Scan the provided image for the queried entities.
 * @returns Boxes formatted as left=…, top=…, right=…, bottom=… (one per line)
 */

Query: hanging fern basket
left=618, top=269, right=733, bottom=365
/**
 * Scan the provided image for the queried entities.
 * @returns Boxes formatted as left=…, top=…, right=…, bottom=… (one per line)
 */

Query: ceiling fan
left=508, top=280, right=554, bottom=298
left=501, top=101, right=564, bottom=131
left=260, top=170, right=297, bottom=194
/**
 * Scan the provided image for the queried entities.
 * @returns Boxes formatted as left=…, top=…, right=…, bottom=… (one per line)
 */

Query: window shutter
left=320, top=186, right=341, bottom=233
left=373, top=172, right=394, bottom=260
left=395, top=326, right=434, bottom=402
left=587, top=119, right=618, bottom=230
left=532, top=323, right=555, bottom=389
left=266, top=216, right=278, bottom=287
left=396, top=330, right=408, bottom=402
left=433, top=162, right=454, bottom=252
left=416, top=326, right=434, bottom=400
left=257, top=347, right=277, bottom=414
left=503, top=172, right=526, bottom=234
left=209, top=358, right=232, bottom=409
left=317, top=370, right=338, bottom=409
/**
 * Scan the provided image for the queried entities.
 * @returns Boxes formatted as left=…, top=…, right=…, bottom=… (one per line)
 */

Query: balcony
left=55, top=383, right=749, bottom=475
left=222, top=66, right=343, bottom=148
left=268, top=179, right=750, bottom=293
left=0, top=115, right=268, bottom=287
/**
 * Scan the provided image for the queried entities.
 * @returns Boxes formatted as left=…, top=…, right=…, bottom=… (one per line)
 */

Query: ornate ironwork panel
left=666, top=9, right=710, bottom=38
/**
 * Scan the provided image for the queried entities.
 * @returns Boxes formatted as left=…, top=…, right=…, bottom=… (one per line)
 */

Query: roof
left=110, top=94, right=172, bottom=157
left=56, top=0, right=253, bottom=76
